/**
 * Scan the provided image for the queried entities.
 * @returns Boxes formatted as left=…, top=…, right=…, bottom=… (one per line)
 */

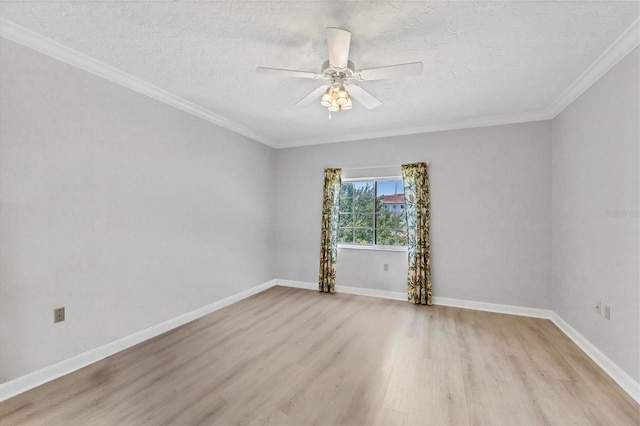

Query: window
left=338, top=178, right=407, bottom=247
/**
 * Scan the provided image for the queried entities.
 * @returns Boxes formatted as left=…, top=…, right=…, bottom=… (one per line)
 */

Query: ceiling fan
left=256, top=27, right=423, bottom=113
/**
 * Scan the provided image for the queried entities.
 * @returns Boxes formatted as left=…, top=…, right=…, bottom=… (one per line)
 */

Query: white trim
left=2, top=17, right=637, bottom=150
left=337, top=285, right=407, bottom=301
left=550, top=312, right=640, bottom=404
left=341, top=163, right=429, bottom=171
left=275, top=279, right=407, bottom=300
left=433, top=296, right=551, bottom=319
left=277, top=280, right=551, bottom=317
left=2, top=278, right=638, bottom=405
left=273, top=279, right=639, bottom=402
left=0, top=279, right=278, bottom=402
left=275, top=279, right=318, bottom=291
left=341, top=176, right=402, bottom=182
left=277, top=18, right=640, bottom=148
left=546, top=17, right=640, bottom=118
left=338, top=244, right=407, bottom=253
left=281, top=111, right=551, bottom=148
left=0, top=18, right=274, bottom=148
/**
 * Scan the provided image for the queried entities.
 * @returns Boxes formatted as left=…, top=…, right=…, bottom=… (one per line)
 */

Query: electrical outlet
left=383, top=264, right=389, bottom=271
left=54, top=307, right=65, bottom=323
left=595, top=301, right=601, bottom=315
left=604, top=305, right=610, bottom=320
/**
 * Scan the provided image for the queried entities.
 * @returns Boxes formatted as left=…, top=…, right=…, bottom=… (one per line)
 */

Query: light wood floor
left=1, top=286, right=638, bottom=425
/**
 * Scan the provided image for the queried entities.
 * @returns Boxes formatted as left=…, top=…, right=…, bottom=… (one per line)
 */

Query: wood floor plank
left=1, top=286, right=638, bottom=425
left=373, top=407, right=407, bottom=426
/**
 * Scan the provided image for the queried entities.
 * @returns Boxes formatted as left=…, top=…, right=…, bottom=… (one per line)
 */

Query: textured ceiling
left=1, top=1, right=638, bottom=148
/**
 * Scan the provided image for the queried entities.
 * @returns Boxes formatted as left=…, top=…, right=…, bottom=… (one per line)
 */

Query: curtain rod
left=341, top=162, right=429, bottom=171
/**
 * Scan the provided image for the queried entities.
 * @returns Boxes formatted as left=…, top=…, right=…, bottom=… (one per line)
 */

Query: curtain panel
left=401, top=163, right=432, bottom=305
left=318, top=168, right=342, bottom=293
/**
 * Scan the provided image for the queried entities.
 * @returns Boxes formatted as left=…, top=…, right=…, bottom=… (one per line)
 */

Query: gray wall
left=274, top=121, right=553, bottom=308
left=551, top=47, right=639, bottom=382
left=0, top=39, right=275, bottom=382
left=2, top=32, right=637, bottom=391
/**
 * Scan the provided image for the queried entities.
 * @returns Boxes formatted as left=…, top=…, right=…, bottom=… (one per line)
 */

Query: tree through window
left=338, top=179, right=407, bottom=247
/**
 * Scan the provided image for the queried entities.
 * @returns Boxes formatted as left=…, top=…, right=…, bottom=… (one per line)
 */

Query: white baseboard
left=275, top=279, right=317, bottom=291
left=275, top=279, right=407, bottom=300
left=0, top=279, right=278, bottom=402
left=273, top=279, right=639, bottom=403
left=550, top=312, right=640, bottom=403
left=336, top=285, right=407, bottom=301
left=3, top=278, right=638, bottom=405
left=276, top=279, right=551, bottom=317
left=433, top=296, right=552, bottom=319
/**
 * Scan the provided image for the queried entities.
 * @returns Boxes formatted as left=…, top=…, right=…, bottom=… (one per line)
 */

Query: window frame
left=337, top=176, right=408, bottom=252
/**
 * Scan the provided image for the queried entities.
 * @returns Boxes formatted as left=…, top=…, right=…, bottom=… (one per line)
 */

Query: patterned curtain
left=401, top=163, right=432, bottom=305
left=318, top=168, right=342, bottom=293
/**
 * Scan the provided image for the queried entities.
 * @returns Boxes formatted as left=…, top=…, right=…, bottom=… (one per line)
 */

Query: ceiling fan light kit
left=320, top=87, right=333, bottom=107
left=336, top=86, right=349, bottom=106
left=321, top=83, right=351, bottom=112
left=256, top=27, right=423, bottom=115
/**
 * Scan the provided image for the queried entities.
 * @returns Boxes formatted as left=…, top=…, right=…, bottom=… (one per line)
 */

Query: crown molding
left=278, top=109, right=552, bottom=148
left=279, top=17, right=640, bottom=148
left=0, top=18, right=275, bottom=148
left=2, top=16, right=638, bottom=150
left=545, top=17, right=639, bottom=118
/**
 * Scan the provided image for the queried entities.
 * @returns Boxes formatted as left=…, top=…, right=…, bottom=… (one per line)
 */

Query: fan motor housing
left=321, top=60, right=355, bottom=81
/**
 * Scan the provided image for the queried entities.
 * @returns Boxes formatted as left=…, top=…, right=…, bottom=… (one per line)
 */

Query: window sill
left=338, top=244, right=408, bottom=253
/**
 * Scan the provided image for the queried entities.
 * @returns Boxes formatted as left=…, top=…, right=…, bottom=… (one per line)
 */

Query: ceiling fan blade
left=346, top=84, right=382, bottom=109
left=296, top=85, right=330, bottom=106
left=256, top=67, right=320, bottom=79
left=356, top=62, right=424, bottom=81
left=326, top=27, right=351, bottom=69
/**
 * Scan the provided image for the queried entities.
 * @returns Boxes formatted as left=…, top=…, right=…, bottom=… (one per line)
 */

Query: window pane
left=339, top=197, right=353, bottom=213
left=353, top=213, right=373, bottom=228
left=375, top=211, right=397, bottom=229
left=353, top=181, right=374, bottom=192
left=338, top=228, right=354, bottom=244
left=375, top=228, right=395, bottom=246
left=340, top=213, right=373, bottom=228
left=376, top=180, right=396, bottom=196
left=375, top=179, right=404, bottom=196
left=354, top=197, right=374, bottom=213
left=341, top=181, right=374, bottom=215
left=353, top=182, right=374, bottom=207
left=354, top=228, right=374, bottom=245
left=376, top=228, right=406, bottom=246
left=339, top=213, right=352, bottom=228
left=340, top=182, right=355, bottom=198
left=338, top=178, right=406, bottom=247
left=382, top=212, right=403, bottom=229
left=396, top=230, right=408, bottom=245
left=376, top=180, right=404, bottom=218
